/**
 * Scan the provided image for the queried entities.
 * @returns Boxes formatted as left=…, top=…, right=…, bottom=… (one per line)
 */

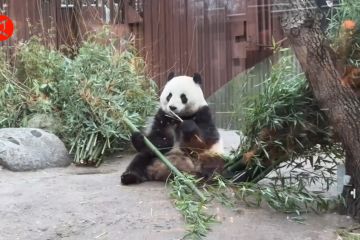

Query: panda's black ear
left=167, top=72, right=175, bottom=81
left=193, top=73, right=202, bottom=85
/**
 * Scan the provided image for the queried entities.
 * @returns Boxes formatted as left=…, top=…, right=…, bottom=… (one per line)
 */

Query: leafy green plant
left=337, top=228, right=360, bottom=240
left=169, top=175, right=215, bottom=239
left=0, top=50, right=22, bottom=127
left=226, top=50, right=341, bottom=179
left=58, top=36, right=158, bottom=165
left=0, top=29, right=158, bottom=165
left=213, top=48, right=345, bottom=228
left=168, top=172, right=343, bottom=239
left=326, top=0, right=360, bottom=66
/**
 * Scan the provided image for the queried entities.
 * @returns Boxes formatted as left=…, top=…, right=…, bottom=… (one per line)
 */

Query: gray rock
left=0, top=128, right=71, bottom=171
left=26, top=114, right=62, bottom=134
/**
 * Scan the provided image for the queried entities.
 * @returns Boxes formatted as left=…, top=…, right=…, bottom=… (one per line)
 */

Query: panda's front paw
left=180, top=120, right=199, bottom=138
left=131, top=132, right=146, bottom=152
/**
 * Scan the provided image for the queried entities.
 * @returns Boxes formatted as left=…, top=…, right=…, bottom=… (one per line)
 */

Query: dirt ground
left=0, top=130, right=355, bottom=240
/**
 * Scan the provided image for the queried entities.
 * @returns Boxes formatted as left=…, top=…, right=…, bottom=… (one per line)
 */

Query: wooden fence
left=0, top=0, right=284, bottom=97
left=140, top=0, right=284, bottom=96
left=0, top=0, right=135, bottom=49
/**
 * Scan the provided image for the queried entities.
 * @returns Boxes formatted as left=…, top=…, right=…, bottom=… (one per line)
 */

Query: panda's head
left=160, top=73, right=208, bottom=117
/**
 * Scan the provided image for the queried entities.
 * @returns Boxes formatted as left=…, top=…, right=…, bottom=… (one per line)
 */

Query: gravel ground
left=0, top=130, right=354, bottom=240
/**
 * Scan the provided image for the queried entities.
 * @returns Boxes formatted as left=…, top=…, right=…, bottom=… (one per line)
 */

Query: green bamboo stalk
left=123, top=117, right=206, bottom=202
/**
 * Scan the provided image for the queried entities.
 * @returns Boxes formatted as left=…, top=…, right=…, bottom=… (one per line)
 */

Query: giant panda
left=121, top=72, right=224, bottom=185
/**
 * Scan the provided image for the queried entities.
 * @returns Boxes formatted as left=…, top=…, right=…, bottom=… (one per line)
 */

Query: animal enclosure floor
left=0, top=130, right=354, bottom=240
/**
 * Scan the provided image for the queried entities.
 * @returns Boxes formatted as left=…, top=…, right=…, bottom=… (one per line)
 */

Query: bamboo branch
left=122, top=117, right=206, bottom=202
left=251, top=157, right=288, bottom=183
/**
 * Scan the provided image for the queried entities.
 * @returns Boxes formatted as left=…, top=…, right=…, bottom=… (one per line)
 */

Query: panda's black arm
left=194, top=106, right=220, bottom=144
left=180, top=106, right=220, bottom=145
left=131, top=108, right=175, bottom=155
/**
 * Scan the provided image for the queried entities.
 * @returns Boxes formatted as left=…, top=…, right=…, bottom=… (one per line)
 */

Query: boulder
left=26, top=113, right=62, bottom=134
left=0, top=128, right=71, bottom=171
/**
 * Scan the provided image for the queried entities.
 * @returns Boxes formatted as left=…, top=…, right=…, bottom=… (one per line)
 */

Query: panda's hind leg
left=121, top=152, right=152, bottom=185
left=196, top=153, right=225, bottom=180
left=146, top=151, right=196, bottom=181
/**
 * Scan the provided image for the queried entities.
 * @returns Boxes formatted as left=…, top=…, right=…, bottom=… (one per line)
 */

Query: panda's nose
left=169, top=106, right=177, bottom=111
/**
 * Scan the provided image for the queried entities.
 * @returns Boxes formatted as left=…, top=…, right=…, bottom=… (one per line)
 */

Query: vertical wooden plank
left=263, top=0, right=268, bottom=45
left=211, top=0, right=218, bottom=96
left=56, top=2, right=67, bottom=47
left=261, top=0, right=266, bottom=46
left=231, top=20, right=247, bottom=77
left=24, top=0, right=30, bottom=40
left=109, top=0, right=115, bottom=23
left=266, top=0, right=271, bottom=45
left=195, top=1, right=205, bottom=77
left=135, top=0, right=145, bottom=53
left=50, top=0, right=59, bottom=47
left=218, top=7, right=227, bottom=94
left=165, top=0, right=174, bottom=75
left=158, top=0, right=166, bottom=87
left=179, top=0, right=186, bottom=74
left=9, top=0, right=25, bottom=42
left=172, top=0, right=181, bottom=74
left=215, top=1, right=221, bottom=95
left=26, top=0, right=35, bottom=35
left=124, top=0, right=129, bottom=23
left=203, top=0, right=210, bottom=96
left=55, top=0, right=61, bottom=48
left=208, top=7, right=213, bottom=96
left=143, top=0, right=152, bottom=77
left=55, top=0, right=60, bottom=47
left=151, top=0, right=160, bottom=85
left=246, top=0, right=259, bottom=51
left=226, top=13, right=232, bottom=81
left=42, top=0, right=50, bottom=39
left=186, top=0, right=196, bottom=75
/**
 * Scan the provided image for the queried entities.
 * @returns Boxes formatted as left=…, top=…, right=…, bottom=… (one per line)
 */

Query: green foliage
left=219, top=49, right=344, bottom=228
left=227, top=51, right=340, bottom=174
left=242, top=55, right=328, bottom=140
left=59, top=38, right=157, bottom=164
left=337, top=229, right=360, bottom=240
left=169, top=172, right=343, bottom=239
left=16, top=38, right=64, bottom=114
left=327, top=0, right=360, bottom=36
left=169, top=175, right=215, bottom=240
left=0, top=51, right=30, bottom=127
left=16, top=37, right=64, bottom=87
left=326, top=0, right=360, bottom=65
left=208, top=176, right=341, bottom=219
left=0, top=31, right=157, bottom=165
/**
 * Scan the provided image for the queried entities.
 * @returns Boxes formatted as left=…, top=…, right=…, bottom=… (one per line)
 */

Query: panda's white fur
left=158, top=75, right=224, bottom=154
left=121, top=73, right=225, bottom=184
left=160, top=75, right=208, bottom=117
left=153, top=75, right=224, bottom=179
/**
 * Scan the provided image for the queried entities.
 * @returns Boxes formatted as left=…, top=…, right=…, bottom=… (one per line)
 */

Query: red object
left=0, top=15, right=14, bottom=41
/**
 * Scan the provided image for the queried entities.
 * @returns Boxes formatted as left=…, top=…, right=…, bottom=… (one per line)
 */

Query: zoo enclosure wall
left=0, top=0, right=284, bottom=97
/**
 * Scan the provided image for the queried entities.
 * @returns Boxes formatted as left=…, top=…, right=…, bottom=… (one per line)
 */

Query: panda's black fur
left=121, top=73, right=224, bottom=185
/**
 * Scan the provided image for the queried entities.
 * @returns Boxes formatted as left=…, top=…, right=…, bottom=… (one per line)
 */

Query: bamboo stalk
left=123, top=117, right=206, bottom=202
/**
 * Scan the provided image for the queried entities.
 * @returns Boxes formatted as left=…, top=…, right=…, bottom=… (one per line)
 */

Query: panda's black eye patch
left=180, top=94, right=188, bottom=104
left=166, top=93, right=172, bottom=102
